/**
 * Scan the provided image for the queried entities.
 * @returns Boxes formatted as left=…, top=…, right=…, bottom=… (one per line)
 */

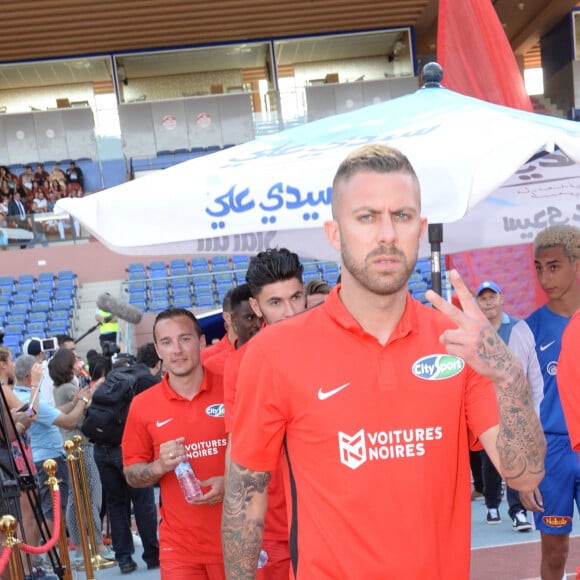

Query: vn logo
left=339, top=429, right=366, bottom=470
left=338, top=426, right=443, bottom=470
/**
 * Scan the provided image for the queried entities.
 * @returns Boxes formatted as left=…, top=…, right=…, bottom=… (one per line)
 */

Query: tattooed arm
left=124, top=437, right=186, bottom=487
left=426, top=270, right=546, bottom=495
left=222, top=460, right=270, bottom=579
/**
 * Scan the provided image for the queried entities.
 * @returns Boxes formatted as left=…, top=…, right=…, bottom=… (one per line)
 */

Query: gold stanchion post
left=63, top=441, right=95, bottom=579
left=72, top=435, right=115, bottom=570
left=43, top=458, right=73, bottom=580
left=0, top=514, right=23, bottom=580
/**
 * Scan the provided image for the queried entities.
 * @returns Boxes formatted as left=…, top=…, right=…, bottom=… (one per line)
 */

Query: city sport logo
left=205, top=403, right=225, bottom=418
left=412, top=355, right=464, bottom=380
left=338, top=429, right=366, bottom=470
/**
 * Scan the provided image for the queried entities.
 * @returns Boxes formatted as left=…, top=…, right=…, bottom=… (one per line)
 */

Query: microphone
left=96, top=294, right=143, bottom=325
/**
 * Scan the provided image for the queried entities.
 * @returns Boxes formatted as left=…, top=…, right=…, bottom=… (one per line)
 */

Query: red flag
left=437, top=0, right=533, bottom=111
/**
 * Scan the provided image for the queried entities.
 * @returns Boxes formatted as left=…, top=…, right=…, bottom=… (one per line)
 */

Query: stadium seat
left=17, top=273, right=36, bottom=286
left=172, top=286, right=191, bottom=298
left=50, top=309, right=71, bottom=322
left=4, top=323, right=25, bottom=336
left=28, top=311, right=49, bottom=324
left=148, top=261, right=167, bottom=274
left=31, top=300, right=52, bottom=314
left=169, top=258, right=188, bottom=271
left=53, top=298, right=73, bottom=311
left=172, top=295, right=193, bottom=309
left=6, top=309, right=28, bottom=323
left=27, top=321, right=47, bottom=335
left=149, top=298, right=170, bottom=313
left=11, top=296, right=31, bottom=308
left=126, top=262, right=146, bottom=274
left=34, top=291, right=53, bottom=304
left=57, top=270, right=77, bottom=283
left=47, top=320, right=69, bottom=334
left=36, top=281, right=55, bottom=294
left=38, top=272, right=56, bottom=284
left=195, top=293, right=216, bottom=309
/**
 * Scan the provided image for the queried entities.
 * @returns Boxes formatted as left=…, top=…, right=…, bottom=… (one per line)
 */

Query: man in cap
left=475, top=281, right=532, bottom=531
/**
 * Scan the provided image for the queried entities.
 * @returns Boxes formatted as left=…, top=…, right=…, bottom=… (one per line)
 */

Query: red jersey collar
left=159, top=369, right=211, bottom=401
left=324, top=285, right=419, bottom=345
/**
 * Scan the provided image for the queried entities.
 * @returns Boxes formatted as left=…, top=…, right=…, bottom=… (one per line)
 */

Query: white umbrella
left=56, top=66, right=580, bottom=267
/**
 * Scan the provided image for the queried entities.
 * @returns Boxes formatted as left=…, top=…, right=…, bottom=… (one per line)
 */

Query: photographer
left=13, top=355, right=91, bottom=543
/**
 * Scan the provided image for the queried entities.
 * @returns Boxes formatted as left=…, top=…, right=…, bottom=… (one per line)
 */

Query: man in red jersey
left=222, top=144, right=546, bottom=579
left=201, top=288, right=236, bottom=363
left=123, top=308, right=227, bottom=579
left=559, top=308, right=580, bottom=452
left=224, top=248, right=307, bottom=579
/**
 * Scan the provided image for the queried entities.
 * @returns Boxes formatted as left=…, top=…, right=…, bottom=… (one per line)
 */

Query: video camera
left=23, top=336, right=59, bottom=355
left=102, top=341, right=121, bottom=357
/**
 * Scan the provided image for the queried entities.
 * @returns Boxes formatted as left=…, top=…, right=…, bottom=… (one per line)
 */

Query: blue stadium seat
left=127, top=262, right=146, bottom=274
left=6, top=311, right=28, bottom=323
left=11, top=302, right=30, bottom=314
left=47, top=320, right=69, bottom=334
left=149, top=272, right=169, bottom=291
left=53, top=298, right=73, bottom=311
left=172, top=295, right=193, bottom=309
left=149, top=298, right=170, bottom=313
left=36, top=281, right=55, bottom=294
left=129, top=298, right=147, bottom=312
left=57, top=270, right=77, bottom=283
left=169, top=258, right=188, bottom=271
left=4, top=323, right=25, bottom=336
left=38, top=272, right=56, bottom=284
left=28, top=311, right=49, bottom=324
left=51, top=309, right=71, bottom=322
left=213, top=272, right=234, bottom=285
left=192, top=274, right=212, bottom=287
left=31, top=300, right=52, bottom=314
left=148, top=261, right=167, bottom=274
left=173, top=286, right=191, bottom=298
left=27, top=321, right=47, bottom=335
left=150, top=288, right=170, bottom=301
left=17, top=273, right=36, bottom=286
left=195, top=293, right=216, bottom=309
left=34, top=291, right=53, bottom=303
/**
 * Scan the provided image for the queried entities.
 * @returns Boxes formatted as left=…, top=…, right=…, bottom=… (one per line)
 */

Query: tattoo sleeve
left=222, top=460, right=271, bottom=579
left=124, top=461, right=163, bottom=488
left=478, top=328, right=546, bottom=487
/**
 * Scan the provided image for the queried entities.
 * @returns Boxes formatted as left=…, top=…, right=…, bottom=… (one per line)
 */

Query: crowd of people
left=0, top=161, right=85, bottom=245
left=2, top=143, right=580, bottom=580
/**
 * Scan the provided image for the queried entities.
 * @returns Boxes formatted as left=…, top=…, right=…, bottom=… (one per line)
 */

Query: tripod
left=0, top=385, right=66, bottom=578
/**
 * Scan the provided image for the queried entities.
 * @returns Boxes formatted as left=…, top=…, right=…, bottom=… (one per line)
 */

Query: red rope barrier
left=0, top=545, right=12, bottom=574
left=20, top=489, right=61, bottom=555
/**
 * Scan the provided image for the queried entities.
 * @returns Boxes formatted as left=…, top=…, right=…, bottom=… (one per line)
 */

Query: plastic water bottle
left=257, top=550, right=268, bottom=569
left=174, top=461, right=203, bottom=502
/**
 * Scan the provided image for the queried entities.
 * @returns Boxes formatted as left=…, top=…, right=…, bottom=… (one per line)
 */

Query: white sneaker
left=512, top=510, right=532, bottom=532
left=486, top=508, right=501, bottom=524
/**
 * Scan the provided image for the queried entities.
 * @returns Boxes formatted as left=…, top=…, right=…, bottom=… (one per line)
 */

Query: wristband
left=15, top=422, right=25, bottom=434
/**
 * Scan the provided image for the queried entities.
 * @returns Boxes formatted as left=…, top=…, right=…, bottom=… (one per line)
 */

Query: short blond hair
left=534, top=225, right=580, bottom=262
left=331, top=144, right=420, bottom=217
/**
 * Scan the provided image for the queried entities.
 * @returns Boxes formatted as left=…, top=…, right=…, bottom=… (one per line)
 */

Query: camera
left=23, top=336, right=59, bottom=356
left=102, top=341, right=121, bottom=357
left=40, top=337, right=59, bottom=352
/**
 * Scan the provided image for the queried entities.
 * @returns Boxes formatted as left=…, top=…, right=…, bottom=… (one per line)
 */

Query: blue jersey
left=509, top=305, right=571, bottom=436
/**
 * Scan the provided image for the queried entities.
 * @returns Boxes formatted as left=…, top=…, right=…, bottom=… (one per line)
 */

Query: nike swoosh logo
left=539, top=340, right=555, bottom=352
left=156, top=418, right=173, bottom=428
left=318, top=382, right=351, bottom=401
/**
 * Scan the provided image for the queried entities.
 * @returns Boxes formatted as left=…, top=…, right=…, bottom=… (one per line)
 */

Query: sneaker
left=486, top=508, right=501, bottom=524
left=98, top=545, right=116, bottom=560
left=471, top=490, right=484, bottom=501
left=512, top=510, right=532, bottom=532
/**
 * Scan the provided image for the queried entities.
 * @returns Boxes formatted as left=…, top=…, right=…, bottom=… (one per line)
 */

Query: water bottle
left=174, top=461, right=203, bottom=502
left=257, top=550, right=268, bottom=569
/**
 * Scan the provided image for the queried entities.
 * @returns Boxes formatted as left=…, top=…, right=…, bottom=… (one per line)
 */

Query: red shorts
left=160, top=560, right=226, bottom=580
left=261, top=539, right=290, bottom=580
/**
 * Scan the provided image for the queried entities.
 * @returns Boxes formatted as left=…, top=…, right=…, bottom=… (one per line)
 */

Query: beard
left=341, top=243, right=417, bottom=296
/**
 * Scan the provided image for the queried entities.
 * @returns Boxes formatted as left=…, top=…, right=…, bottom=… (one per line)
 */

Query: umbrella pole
left=428, top=223, right=443, bottom=297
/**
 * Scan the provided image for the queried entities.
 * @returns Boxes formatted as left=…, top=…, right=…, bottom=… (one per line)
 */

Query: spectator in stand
left=18, top=165, right=35, bottom=196
left=66, top=161, right=84, bottom=191
left=32, top=190, right=48, bottom=213
left=34, top=163, right=50, bottom=189
left=0, top=166, right=18, bottom=195
left=305, top=279, right=332, bottom=308
left=48, top=164, right=67, bottom=191
left=0, top=193, right=8, bottom=226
